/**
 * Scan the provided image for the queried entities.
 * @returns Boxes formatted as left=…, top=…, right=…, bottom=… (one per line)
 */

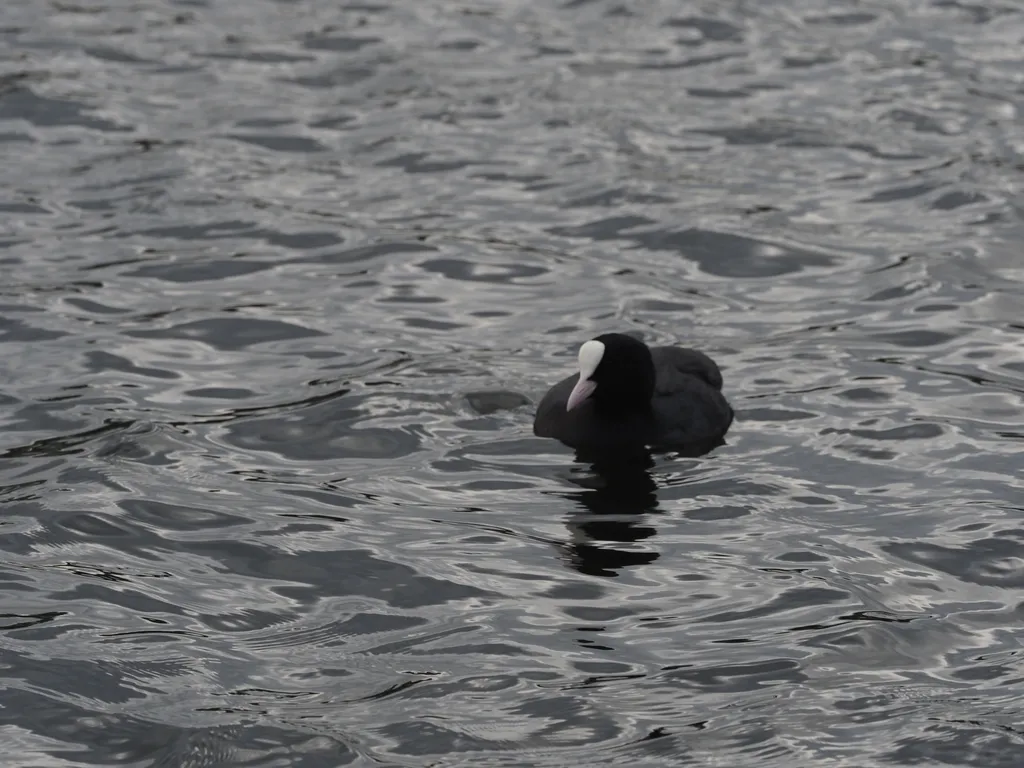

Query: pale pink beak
left=566, top=377, right=596, bottom=411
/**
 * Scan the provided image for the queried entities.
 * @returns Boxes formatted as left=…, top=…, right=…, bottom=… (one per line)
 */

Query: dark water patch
left=129, top=258, right=271, bottom=282
left=664, top=16, right=745, bottom=43
left=376, top=152, right=473, bottom=174
left=0, top=200, right=51, bottom=214
left=693, top=119, right=834, bottom=147
left=85, top=351, right=180, bottom=379
left=1, top=419, right=133, bottom=459
left=0, top=88, right=130, bottom=132
left=887, top=723, right=1024, bottom=768
left=823, top=422, right=945, bottom=441
left=567, top=187, right=675, bottom=207
left=775, top=550, right=829, bottom=563
left=182, top=542, right=495, bottom=610
left=301, top=240, right=436, bottom=265
left=0, top=316, right=68, bottom=343
left=220, top=397, right=424, bottom=461
left=742, top=407, right=817, bottom=421
left=64, top=297, right=133, bottom=316
left=204, top=49, right=315, bottom=64
left=302, top=34, right=381, bottom=53
left=684, top=505, right=750, bottom=521
left=0, top=688, right=358, bottom=766
left=663, top=658, right=807, bottom=692
left=805, top=12, right=879, bottom=26
left=632, top=298, right=696, bottom=313
left=84, top=46, right=154, bottom=64
left=552, top=223, right=837, bottom=278
left=119, top=499, right=246, bottom=532
left=465, top=390, right=531, bottom=415
left=885, top=533, right=1024, bottom=587
left=184, top=386, right=259, bottom=399
left=289, top=66, right=379, bottom=89
left=128, top=318, right=327, bottom=350
left=225, top=133, right=327, bottom=154
left=862, top=182, right=943, bottom=203
left=699, top=587, right=852, bottom=624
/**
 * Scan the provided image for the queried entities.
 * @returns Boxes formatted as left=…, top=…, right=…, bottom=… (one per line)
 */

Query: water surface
left=1, top=0, right=1023, bottom=765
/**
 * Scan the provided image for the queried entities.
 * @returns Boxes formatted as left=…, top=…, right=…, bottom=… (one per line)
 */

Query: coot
left=533, top=333, right=733, bottom=457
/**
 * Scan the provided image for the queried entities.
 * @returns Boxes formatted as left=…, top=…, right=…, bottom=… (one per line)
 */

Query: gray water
left=2, top=1, right=1023, bottom=766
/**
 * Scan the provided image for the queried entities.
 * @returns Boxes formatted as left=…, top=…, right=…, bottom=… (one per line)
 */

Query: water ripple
left=1, top=0, right=1023, bottom=765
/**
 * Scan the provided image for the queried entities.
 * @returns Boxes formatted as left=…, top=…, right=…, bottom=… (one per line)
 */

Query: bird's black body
left=533, top=333, right=733, bottom=459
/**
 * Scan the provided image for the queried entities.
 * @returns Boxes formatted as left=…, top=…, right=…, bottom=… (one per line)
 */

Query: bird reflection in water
left=559, top=436, right=727, bottom=577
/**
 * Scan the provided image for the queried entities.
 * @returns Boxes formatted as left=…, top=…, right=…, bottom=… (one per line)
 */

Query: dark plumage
left=533, top=333, right=733, bottom=457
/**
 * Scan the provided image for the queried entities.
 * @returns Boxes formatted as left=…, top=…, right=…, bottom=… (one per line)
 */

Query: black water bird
left=533, top=333, right=733, bottom=458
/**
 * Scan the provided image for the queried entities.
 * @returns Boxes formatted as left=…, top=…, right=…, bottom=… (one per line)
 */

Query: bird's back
left=648, top=346, right=733, bottom=447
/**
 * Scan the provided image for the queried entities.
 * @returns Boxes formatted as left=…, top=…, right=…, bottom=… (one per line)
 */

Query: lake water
left=1, top=1, right=1023, bottom=766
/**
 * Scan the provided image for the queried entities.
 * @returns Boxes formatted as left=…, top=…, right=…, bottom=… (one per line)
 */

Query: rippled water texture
left=2, top=0, right=1023, bottom=765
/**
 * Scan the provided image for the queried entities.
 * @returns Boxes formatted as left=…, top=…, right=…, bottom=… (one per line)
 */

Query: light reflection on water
left=1, top=0, right=1023, bottom=765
